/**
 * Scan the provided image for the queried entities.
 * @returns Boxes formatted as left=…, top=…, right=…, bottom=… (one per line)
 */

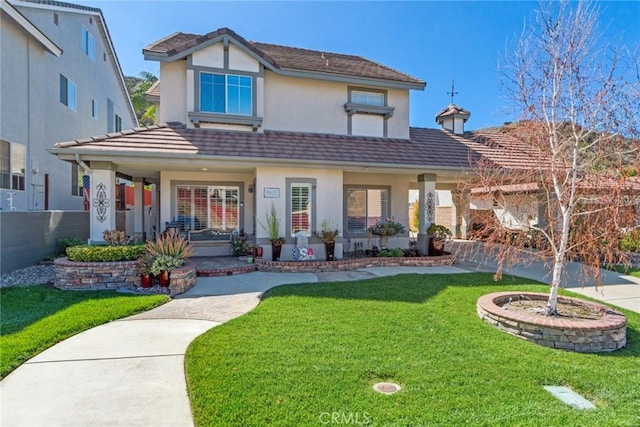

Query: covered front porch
left=75, top=157, right=471, bottom=260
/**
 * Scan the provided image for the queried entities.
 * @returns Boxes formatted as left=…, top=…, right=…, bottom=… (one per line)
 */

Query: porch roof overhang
left=48, top=123, right=483, bottom=183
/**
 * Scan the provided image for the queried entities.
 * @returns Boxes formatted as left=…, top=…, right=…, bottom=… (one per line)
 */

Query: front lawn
left=186, top=273, right=639, bottom=426
left=0, top=286, right=168, bottom=379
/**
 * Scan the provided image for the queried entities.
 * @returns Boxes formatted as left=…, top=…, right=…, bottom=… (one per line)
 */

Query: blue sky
left=91, top=1, right=639, bottom=130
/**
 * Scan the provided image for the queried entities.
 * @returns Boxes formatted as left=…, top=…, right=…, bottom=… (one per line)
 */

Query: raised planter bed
left=256, top=253, right=456, bottom=273
left=54, top=258, right=196, bottom=296
left=477, top=292, right=627, bottom=352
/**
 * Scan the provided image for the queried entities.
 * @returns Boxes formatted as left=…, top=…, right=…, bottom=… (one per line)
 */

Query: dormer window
left=200, top=72, right=252, bottom=115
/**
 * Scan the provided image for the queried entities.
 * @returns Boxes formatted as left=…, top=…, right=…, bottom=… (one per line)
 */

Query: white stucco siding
left=160, top=170, right=256, bottom=234
left=191, top=43, right=224, bottom=68
left=160, top=61, right=188, bottom=125
left=255, top=167, right=343, bottom=240
left=228, top=44, right=260, bottom=73
left=351, top=114, right=384, bottom=137
left=262, top=72, right=410, bottom=138
left=263, top=72, right=347, bottom=134
left=387, top=88, right=410, bottom=139
left=186, top=69, right=194, bottom=112
left=2, top=6, right=135, bottom=211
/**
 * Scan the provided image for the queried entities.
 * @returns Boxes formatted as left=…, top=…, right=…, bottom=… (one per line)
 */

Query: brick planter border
left=477, top=292, right=627, bottom=352
left=54, top=257, right=196, bottom=296
left=256, top=253, right=456, bottom=273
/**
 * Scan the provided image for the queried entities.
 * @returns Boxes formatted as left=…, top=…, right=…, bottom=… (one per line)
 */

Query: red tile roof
left=51, top=123, right=543, bottom=171
left=143, top=27, right=424, bottom=86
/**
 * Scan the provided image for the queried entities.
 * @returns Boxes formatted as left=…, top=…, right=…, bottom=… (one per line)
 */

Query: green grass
left=0, top=286, right=168, bottom=379
left=606, top=265, right=640, bottom=278
left=186, top=273, right=640, bottom=426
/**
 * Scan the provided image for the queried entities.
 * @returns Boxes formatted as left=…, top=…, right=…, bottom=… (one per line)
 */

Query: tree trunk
left=546, top=256, right=564, bottom=315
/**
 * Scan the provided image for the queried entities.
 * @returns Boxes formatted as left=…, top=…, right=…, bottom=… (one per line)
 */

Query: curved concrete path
left=2, top=263, right=637, bottom=426
left=0, top=266, right=465, bottom=427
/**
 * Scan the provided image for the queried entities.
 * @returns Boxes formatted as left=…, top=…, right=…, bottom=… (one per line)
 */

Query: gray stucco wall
left=0, top=211, right=89, bottom=274
left=1, top=5, right=135, bottom=212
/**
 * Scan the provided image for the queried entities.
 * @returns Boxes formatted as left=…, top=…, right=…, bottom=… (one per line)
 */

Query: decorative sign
left=426, top=192, right=435, bottom=222
left=93, top=182, right=110, bottom=223
left=264, top=187, right=280, bottom=198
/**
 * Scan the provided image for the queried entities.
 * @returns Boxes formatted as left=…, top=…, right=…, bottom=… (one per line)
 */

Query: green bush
left=66, top=244, right=145, bottom=262
left=620, top=229, right=640, bottom=253
left=56, top=237, right=85, bottom=256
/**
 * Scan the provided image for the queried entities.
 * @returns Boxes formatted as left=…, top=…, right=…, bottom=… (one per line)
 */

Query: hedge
left=66, top=244, right=145, bottom=262
left=620, top=229, right=640, bottom=253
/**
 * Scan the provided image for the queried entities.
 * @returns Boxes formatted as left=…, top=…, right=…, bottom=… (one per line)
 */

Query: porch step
left=196, top=264, right=257, bottom=277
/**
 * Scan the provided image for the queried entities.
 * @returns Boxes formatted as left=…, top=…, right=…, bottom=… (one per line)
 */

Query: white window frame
left=286, top=178, right=316, bottom=238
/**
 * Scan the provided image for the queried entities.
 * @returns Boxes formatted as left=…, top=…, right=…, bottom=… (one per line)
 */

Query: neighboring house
left=48, top=27, right=531, bottom=259
left=0, top=0, right=136, bottom=212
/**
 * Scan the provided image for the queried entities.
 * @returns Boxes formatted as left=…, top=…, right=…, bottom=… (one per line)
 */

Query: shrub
left=103, top=229, right=143, bottom=246
left=391, top=248, right=404, bottom=257
left=620, top=229, right=640, bottom=253
left=56, top=237, right=85, bottom=256
left=66, top=244, right=145, bottom=262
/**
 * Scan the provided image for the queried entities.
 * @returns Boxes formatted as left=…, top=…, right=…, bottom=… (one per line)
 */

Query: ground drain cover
left=543, top=386, right=595, bottom=410
left=373, top=382, right=401, bottom=394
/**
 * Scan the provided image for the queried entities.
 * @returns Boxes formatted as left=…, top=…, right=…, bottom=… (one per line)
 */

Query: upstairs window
left=200, top=73, right=252, bottom=115
left=115, top=114, right=122, bottom=132
left=59, top=74, right=77, bottom=111
left=53, top=12, right=58, bottom=26
left=351, top=90, right=384, bottom=106
left=91, top=99, right=97, bottom=118
left=1, top=140, right=25, bottom=191
left=81, top=26, right=95, bottom=61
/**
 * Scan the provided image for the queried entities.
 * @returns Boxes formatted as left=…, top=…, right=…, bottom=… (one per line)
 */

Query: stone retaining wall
left=54, top=258, right=139, bottom=290
left=256, top=253, right=456, bottom=273
left=477, top=292, right=627, bottom=353
left=54, top=258, right=196, bottom=296
left=168, top=261, right=197, bottom=296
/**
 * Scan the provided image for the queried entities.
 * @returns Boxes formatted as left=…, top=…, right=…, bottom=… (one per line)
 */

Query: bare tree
left=467, top=1, right=640, bottom=315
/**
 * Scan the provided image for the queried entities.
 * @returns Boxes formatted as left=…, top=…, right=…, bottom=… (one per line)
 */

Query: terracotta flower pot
left=141, top=274, right=153, bottom=288
left=158, top=270, right=170, bottom=287
left=428, top=237, right=444, bottom=256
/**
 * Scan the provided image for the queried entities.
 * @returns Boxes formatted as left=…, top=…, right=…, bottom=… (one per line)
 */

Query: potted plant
left=138, top=252, right=154, bottom=288
left=427, top=223, right=452, bottom=256
left=260, top=202, right=285, bottom=261
left=368, top=219, right=406, bottom=249
left=145, top=230, right=193, bottom=287
left=317, top=220, right=340, bottom=261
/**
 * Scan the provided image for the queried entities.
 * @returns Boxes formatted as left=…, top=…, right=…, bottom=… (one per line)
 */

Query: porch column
left=417, top=173, right=436, bottom=255
left=453, top=190, right=470, bottom=239
left=89, top=162, right=117, bottom=243
left=133, top=177, right=145, bottom=239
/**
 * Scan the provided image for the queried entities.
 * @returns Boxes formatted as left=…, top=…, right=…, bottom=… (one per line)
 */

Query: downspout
left=75, top=153, right=92, bottom=174
left=75, top=153, right=92, bottom=244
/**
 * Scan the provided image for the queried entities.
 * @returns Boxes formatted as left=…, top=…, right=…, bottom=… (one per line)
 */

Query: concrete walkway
left=1, top=262, right=637, bottom=426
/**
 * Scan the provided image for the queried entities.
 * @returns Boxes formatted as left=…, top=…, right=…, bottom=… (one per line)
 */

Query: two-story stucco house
left=0, top=0, right=136, bottom=212
left=49, top=27, right=525, bottom=260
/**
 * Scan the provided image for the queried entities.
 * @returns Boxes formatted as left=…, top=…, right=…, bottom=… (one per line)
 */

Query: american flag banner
left=83, top=175, right=90, bottom=211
